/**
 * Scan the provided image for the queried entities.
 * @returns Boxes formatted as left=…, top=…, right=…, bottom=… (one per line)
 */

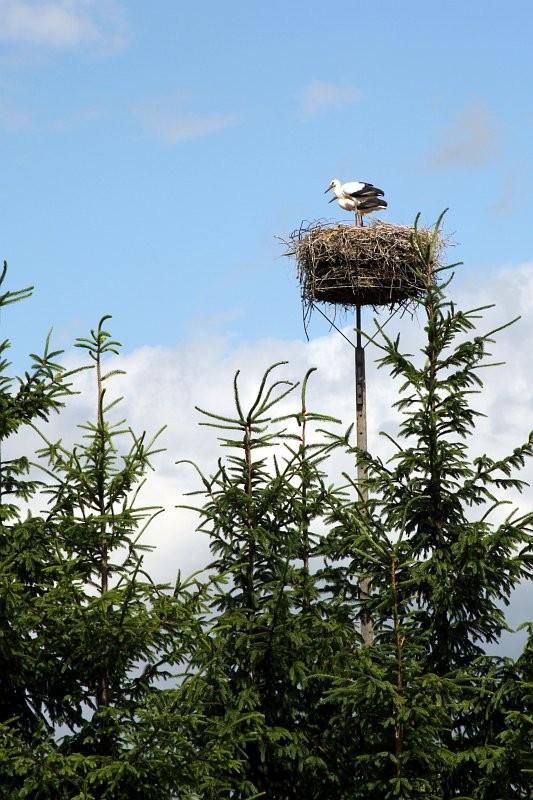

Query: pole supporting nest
left=355, top=305, right=366, bottom=447
left=355, top=304, right=372, bottom=645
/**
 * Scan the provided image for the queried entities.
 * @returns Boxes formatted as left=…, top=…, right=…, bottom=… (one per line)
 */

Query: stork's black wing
left=348, top=182, right=385, bottom=198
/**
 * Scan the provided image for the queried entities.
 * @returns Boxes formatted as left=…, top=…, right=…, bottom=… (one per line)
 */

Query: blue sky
left=1, top=2, right=532, bottom=643
left=1, top=1, right=532, bottom=357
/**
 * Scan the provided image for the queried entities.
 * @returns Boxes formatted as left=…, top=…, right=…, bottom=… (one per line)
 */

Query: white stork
left=328, top=193, right=388, bottom=225
left=325, top=178, right=386, bottom=226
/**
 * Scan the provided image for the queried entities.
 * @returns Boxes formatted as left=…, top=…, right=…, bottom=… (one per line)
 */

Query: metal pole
left=355, top=305, right=373, bottom=645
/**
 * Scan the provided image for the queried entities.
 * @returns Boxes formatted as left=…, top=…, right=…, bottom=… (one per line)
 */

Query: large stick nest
left=285, top=220, right=444, bottom=313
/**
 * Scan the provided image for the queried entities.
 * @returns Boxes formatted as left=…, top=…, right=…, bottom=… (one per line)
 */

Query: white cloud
left=298, top=80, right=360, bottom=118
left=428, top=101, right=500, bottom=169
left=0, top=0, right=127, bottom=53
left=140, top=91, right=238, bottom=144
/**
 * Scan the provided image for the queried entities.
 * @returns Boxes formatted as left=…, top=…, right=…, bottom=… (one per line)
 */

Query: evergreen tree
left=321, top=215, right=533, bottom=798
left=0, top=289, right=254, bottom=798
left=0, top=261, right=79, bottom=744
left=182, top=364, right=357, bottom=799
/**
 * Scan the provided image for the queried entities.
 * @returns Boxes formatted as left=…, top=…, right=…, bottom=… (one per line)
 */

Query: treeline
left=0, top=227, right=532, bottom=799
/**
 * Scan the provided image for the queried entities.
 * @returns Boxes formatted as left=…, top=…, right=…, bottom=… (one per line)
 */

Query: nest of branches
left=286, top=220, right=443, bottom=313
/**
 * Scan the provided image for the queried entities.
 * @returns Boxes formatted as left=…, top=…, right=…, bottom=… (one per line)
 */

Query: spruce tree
left=182, top=364, right=357, bottom=799
left=0, top=262, right=79, bottom=744
left=0, top=295, right=255, bottom=798
left=321, top=216, right=533, bottom=798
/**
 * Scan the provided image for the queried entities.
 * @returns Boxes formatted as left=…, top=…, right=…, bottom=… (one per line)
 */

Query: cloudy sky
left=1, top=1, right=532, bottom=648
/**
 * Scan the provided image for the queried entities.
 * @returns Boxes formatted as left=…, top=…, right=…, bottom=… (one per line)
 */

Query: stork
left=328, top=193, right=388, bottom=226
left=325, top=178, right=386, bottom=226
